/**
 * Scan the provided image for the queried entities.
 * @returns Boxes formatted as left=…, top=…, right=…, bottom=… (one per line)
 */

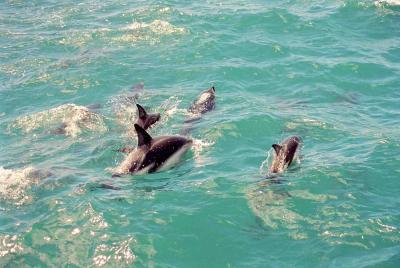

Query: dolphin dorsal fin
left=272, top=144, right=282, bottom=155
left=134, top=124, right=152, bottom=146
left=137, top=104, right=147, bottom=119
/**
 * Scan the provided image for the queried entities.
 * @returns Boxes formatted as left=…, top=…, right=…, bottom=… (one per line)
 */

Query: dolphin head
left=206, top=86, right=215, bottom=94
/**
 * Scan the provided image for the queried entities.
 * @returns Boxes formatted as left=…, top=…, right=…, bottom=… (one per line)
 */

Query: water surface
left=1, top=0, right=400, bottom=267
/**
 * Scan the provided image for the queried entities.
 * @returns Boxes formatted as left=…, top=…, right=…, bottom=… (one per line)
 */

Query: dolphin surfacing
left=113, top=124, right=192, bottom=176
left=269, top=136, right=302, bottom=174
left=188, top=86, right=216, bottom=116
left=180, top=86, right=216, bottom=135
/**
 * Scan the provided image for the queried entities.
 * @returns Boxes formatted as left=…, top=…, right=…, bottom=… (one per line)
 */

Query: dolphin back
left=188, top=86, right=216, bottom=115
left=141, top=136, right=192, bottom=172
left=269, top=136, right=301, bottom=173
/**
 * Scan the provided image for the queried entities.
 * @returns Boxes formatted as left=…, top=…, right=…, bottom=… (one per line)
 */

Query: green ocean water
left=1, top=0, right=400, bottom=267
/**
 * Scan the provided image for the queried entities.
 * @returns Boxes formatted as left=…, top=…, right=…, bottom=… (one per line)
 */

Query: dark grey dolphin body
left=269, top=136, right=301, bottom=173
left=113, top=124, right=192, bottom=176
left=180, top=86, right=216, bottom=135
left=126, top=82, right=144, bottom=103
left=135, top=104, right=160, bottom=130
left=187, top=86, right=216, bottom=116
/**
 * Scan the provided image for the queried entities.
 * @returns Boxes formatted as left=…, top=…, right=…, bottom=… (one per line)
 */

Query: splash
left=191, top=138, right=214, bottom=166
left=9, top=104, right=107, bottom=137
left=0, top=166, right=47, bottom=205
left=259, top=145, right=301, bottom=177
left=259, top=149, right=273, bottom=176
left=158, top=96, right=184, bottom=122
left=112, top=94, right=182, bottom=138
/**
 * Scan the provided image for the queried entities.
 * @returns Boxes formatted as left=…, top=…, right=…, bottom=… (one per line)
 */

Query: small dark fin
left=51, top=123, right=67, bottom=135
left=210, top=86, right=215, bottom=93
left=136, top=104, right=147, bottom=119
left=272, top=144, right=282, bottom=155
left=134, top=124, right=152, bottom=147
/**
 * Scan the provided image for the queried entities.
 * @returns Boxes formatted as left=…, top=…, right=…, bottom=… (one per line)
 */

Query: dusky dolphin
left=269, top=136, right=301, bottom=173
left=113, top=124, right=192, bottom=176
left=180, top=86, right=216, bottom=135
left=187, top=86, right=216, bottom=116
left=126, top=82, right=145, bottom=103
left=135, top=104, right=160, bottom=130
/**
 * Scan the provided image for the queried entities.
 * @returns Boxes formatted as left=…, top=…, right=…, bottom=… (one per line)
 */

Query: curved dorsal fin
left=136, top=104, right=147, bottom=119
left=134, top=124, right=152, bottom=146
left=272, top=144, right=282, bottom=155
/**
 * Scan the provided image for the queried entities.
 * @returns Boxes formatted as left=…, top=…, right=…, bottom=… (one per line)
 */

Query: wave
left=0, top=166, right=48, bottom=205
left=121, top=20, right=186, bottom=35
left=9, top=104, right=108, bottom=137
left=114, top=20, right=187, bottom=43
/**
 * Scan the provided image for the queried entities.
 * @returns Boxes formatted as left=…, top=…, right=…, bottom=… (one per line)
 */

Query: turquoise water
left=1, top=0, right=400, bottom=266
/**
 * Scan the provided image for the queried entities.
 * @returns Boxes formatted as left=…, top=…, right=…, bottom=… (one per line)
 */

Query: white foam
left=10, top=104, right=107, bottom=137
left=375, top=0, right=400, bottom=6
left=162, top=97, right=183, bottom=117
left=111, top=95, right=182, bottom=138
left=0, top=166, right=46, bottom=205
left=192, top=138, right=214, bottom=166
left=115, top=19, right=187, bottom=43
left=122, top=20, right=186, bottom=35
left=93, top=237, right=136, bottom=267
left=0, top=234, right=23, bottom=257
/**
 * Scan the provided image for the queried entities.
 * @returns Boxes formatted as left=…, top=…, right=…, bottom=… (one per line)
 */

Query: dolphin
left=113, top=124, right=192, bottom=176
left=187, top=86, right=216, bottom=116
left=126, top=82, right=145, bottom=103
left=180, top=86, right=216, bottom=135
left=269, top=136, right=302, bottom=173
left=136, top=104, right=160, bottom=130
left=115, top=104, right=160, bottom=153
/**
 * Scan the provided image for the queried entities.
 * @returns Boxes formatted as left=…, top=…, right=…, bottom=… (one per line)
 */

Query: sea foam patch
left=9, top=104, right=107, bottom=137
left=115, top=19, right=187, bottom=43
left=0, top=166, right=47, bottom=205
